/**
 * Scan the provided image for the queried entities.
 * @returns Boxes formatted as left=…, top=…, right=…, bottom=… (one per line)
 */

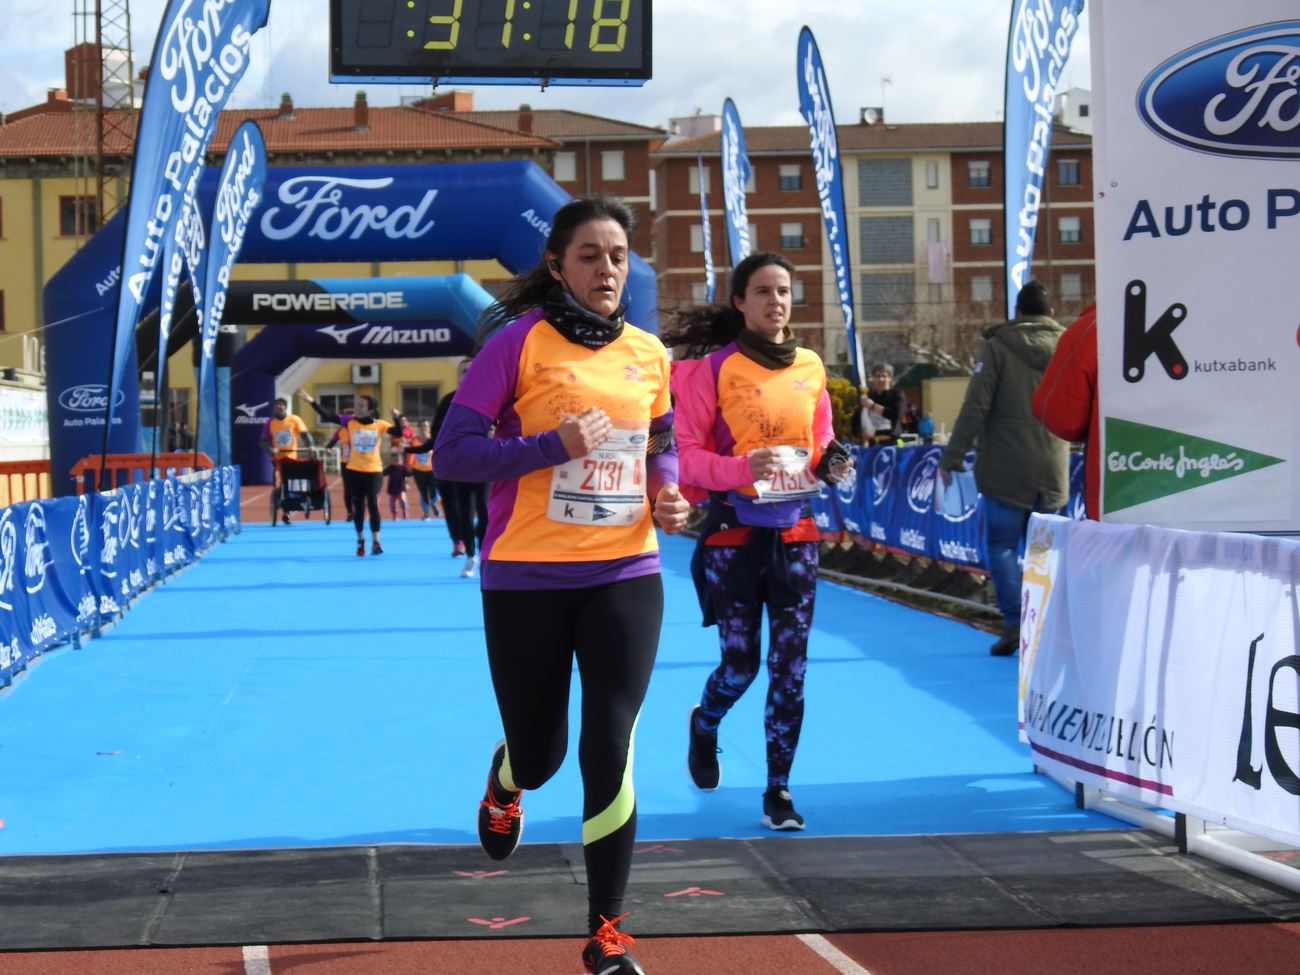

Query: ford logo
left=870, top=447, right=896, bottom=505
left=59, top=384, right=126, bottom=413
left=1138, top=22, right=1300, bottom=159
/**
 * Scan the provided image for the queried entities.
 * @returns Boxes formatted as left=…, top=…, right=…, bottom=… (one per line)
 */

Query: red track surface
left=3, top=925, right=1300, bottom=974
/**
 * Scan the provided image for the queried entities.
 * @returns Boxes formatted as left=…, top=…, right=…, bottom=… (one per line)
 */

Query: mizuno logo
left=235, top=402, right=269, bottom=418
left=319, top=324, right=370, bottom=345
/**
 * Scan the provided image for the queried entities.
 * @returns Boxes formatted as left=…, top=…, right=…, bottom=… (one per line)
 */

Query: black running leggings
left=341, top=468, right=382, bottom=534
left=447, top=481, right=488, bottom=557
left=482, top=573, right=663, bottom=933
left=411, top=470, right=437, bottom=512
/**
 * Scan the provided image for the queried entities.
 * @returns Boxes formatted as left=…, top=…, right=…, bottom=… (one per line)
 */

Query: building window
left=553, top=152, right=577, bottom=183
left=746, top=223, right=758, bottom=252
left=0, top=291, right=5, bottom=332
left=690, top=281, right=709, bottom=302
left=1059, top=215, right=1082, bottom=243
left=600, top=150, right=625, bottom=181
left=688, top=164, right=710, bottom=195
left=1058, top=272, right=1083, bottom=302
left=59, top=195, right=98, bottom=236
left=858, top=158, right=913, bottom=207
left=969, top=218, right=992, bottom=246
left=779, top=222, right=804, bottom=249
left=925, top=160, right=940, bottom=189
left=316, top=388, right=354, bottom=421
left=967, top=160, right=991, bottom=188
left=778, top=164, right=801, bottom=191
left=689, top=224, right=705, bottom=253
left=745, top=170, right=756, bottom=193
left=792, top=279, right=806, bottom=306
left=1057, top=158, right=1080, bottom=186
left=399, top=384, right=439, bottom=423
left=928, top=283, right=943, bottom=304
left=970, top=276, right=994, bottom=303
left=1078, top=103, right=1091, bottom=118
left=926, top=218, right=941, bottom=242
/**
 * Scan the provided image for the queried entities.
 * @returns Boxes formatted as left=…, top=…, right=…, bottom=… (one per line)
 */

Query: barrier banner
left=797, top=26, right=863, bottom=385
left=1092, top=3, right=1300, bottom=531
left=896, top=447, right=942, bottom=558
left=720, top=98, right=752, bottom=269
left=1021, top=513, right=1300, bottom=848
left=696, top=155, right=716, bottom=303
left=864, top=444, right=903, bottom=548
left=1003, top=0, right=1085, bottom=317
left=198, top=121, right=266, bottom=458
left=932, top=449, right=985, bottom=569
left=106, top=0, right=270, bottom=436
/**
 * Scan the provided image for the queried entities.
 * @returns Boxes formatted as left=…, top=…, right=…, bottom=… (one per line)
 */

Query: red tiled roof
left=654, top=121, right=1091, bottom=156
left=452, top=108, right=664, bottom=140
left=0, top=103, right=557, bottom=158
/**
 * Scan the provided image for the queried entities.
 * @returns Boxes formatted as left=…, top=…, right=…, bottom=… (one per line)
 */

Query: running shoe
left=281, top=513, right=291, bottom=525
left=477, top=740, right=523, bottom=860
left=762, top=787, right=806, bottom=831
left=582, top=914, right=644, bottom=975
left=989, top=627, right=1018, bottom=656
left=371, top=541, right=384, bottom=556
left=686, top=705, right=720, bottom=791
left=355, top=540, right=366, bottom=557
left=453, top=541, right=467, bottom=557
left=461, top=555, right=478, bottom=578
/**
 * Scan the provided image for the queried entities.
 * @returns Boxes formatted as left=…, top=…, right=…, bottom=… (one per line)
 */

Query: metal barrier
left=70, top=452, right=215, bottom=495
left=0, top=459, right=52, bottom=506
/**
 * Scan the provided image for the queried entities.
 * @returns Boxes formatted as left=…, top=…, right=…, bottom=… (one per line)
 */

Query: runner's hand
left=556, top=407, right=612, bottom=458
left=652, top=483, right=690, bottom=535
left=827, top=456, right=854, bottom=484
left=747, top=447, right=783, bottom=482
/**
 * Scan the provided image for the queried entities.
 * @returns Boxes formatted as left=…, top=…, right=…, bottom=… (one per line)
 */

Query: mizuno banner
left=720, top=98, right=752, bottom=269
left=696, top=155, right=716, bottom=303
left=796, top=27, right=863, bottom=385
left=197, top=120, right=266, bottom=462
left=1003, top=0, right=1085, bottom=318
left=106, top=0, right=270, bottom=440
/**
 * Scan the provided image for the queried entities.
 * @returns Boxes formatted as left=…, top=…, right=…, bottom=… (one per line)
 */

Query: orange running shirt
left=344, top=418, right=394, bottom=473
left=266, top=413, right=308, bottom=459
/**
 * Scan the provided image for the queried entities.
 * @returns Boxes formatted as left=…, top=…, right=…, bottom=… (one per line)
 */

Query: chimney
left=517, top=103, right=533, bottom=134
left=65, top=43, right=100, bottom=101
left=416, top=89, right=474, bottom=113
left=353, top=91, right=369, bottom=131
left=278, top=92, right=295, bottom=119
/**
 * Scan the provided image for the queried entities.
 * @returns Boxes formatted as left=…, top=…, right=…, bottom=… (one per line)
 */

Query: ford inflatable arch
left=44, top=160, right=659, bottom=495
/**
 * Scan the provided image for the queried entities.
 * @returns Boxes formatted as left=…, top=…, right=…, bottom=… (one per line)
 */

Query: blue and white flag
left=1003, top=0, right=1084, bottom=317
left=154, top=166, right=206, bottom=449
left=106, top=0, right=270, bottom=439
left=696, top=155, right=716, bottom=304
left=197, top=120, right=266, bottom=460
left=796, top=27, right=863, bottom=385
left=719, top=97, right=752, bottom=269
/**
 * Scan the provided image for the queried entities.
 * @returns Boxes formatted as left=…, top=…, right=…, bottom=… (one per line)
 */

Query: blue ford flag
left=696, top=155, right=716, bottom=303
left=796, top=27, right=863, bottom=386
left=1003, top=0, right=1084, bottom=317
left=154, top=167, right=206, bottom=448
left=720, top=97, right=752, bottom=269
left=197, top=120, right=266, bottom=462
left=106, top=0, right=270, bottom=442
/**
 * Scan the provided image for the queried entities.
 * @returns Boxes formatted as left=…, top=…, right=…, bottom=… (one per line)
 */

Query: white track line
left=796, top=933, right=876, bottom=975
left=242, top=945, right=272, bottom=975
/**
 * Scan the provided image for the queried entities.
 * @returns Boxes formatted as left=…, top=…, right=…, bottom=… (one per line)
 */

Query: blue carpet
left=0, top=520, right=1121, bottom=854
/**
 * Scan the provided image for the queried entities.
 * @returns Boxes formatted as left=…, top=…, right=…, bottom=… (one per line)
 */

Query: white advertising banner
left=1092, top=3, right=1300, bottom=530
left=1020, top=514, right=1300, bottom=848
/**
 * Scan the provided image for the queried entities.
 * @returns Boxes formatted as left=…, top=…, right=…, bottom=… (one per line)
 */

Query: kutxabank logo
left=1104, top=417, right=1283, bottom=512
left=1138, top=20, right=1300, bottom=159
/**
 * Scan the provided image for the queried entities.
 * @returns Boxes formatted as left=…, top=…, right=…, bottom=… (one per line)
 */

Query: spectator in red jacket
left=1032, top=303, right=1098, bottom=519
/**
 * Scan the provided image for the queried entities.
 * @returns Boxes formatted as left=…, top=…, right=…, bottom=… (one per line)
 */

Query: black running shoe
left=686, top=705, right=720, bottom=791
left=582, top=914, right=644, bottom=975
left=989, top=627, right=1018, bottom=656
left=355, top=540, right=366, bottom=557
left=762, top=787, right=806, bottom=831
left=477, top=740, right=523, bottom=861
left=371, top=541, right=384, bottom=556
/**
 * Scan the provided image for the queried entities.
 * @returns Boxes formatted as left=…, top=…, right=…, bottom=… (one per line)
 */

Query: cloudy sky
left=0, top=0, right=1092, bottom=129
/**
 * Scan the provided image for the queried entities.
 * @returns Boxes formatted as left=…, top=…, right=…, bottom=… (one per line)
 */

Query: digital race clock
left=330, top=0, right=651, bottom=86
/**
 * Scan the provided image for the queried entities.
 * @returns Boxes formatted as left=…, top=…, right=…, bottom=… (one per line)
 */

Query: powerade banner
left=1003, top=0, right=1084, bottom=318
left=46, top=160, right=658, bottom=496
left=106, top=0, right=270, bottom=438
left=797, top=27, right=863, bottom=385
left=1092, top=3, right=1300, bottom=531
left=197, top=120, right=266, bottom=461
left=0, top=467, right=239, bottom=689
left=720, top=97, right=752, bottom=269
left=696, top=156, right=716, bottom=304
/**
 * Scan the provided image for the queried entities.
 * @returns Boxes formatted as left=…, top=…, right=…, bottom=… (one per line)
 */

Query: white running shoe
left=461, top=555, right=478, bottom=578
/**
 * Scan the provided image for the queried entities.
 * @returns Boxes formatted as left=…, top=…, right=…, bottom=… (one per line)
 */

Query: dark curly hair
left=661, top=251, right=796, bottom=358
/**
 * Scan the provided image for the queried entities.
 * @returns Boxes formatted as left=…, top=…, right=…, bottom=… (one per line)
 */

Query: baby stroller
left=272, top=453, right=332, bottom=526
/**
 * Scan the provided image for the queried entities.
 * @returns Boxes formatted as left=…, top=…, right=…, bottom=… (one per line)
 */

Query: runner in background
left=301, top=390, right=395, bottom=556
left=261, top=397, right=314, bottom=525
left=325, top=420, right=353, bottom=522
left=434, top=195, right=690, bottom=975
left=408, top=419, right=441, bottom=520
left=430, top=360, right=487, bottom=572
left=665, top=251, right=853, bottom=833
